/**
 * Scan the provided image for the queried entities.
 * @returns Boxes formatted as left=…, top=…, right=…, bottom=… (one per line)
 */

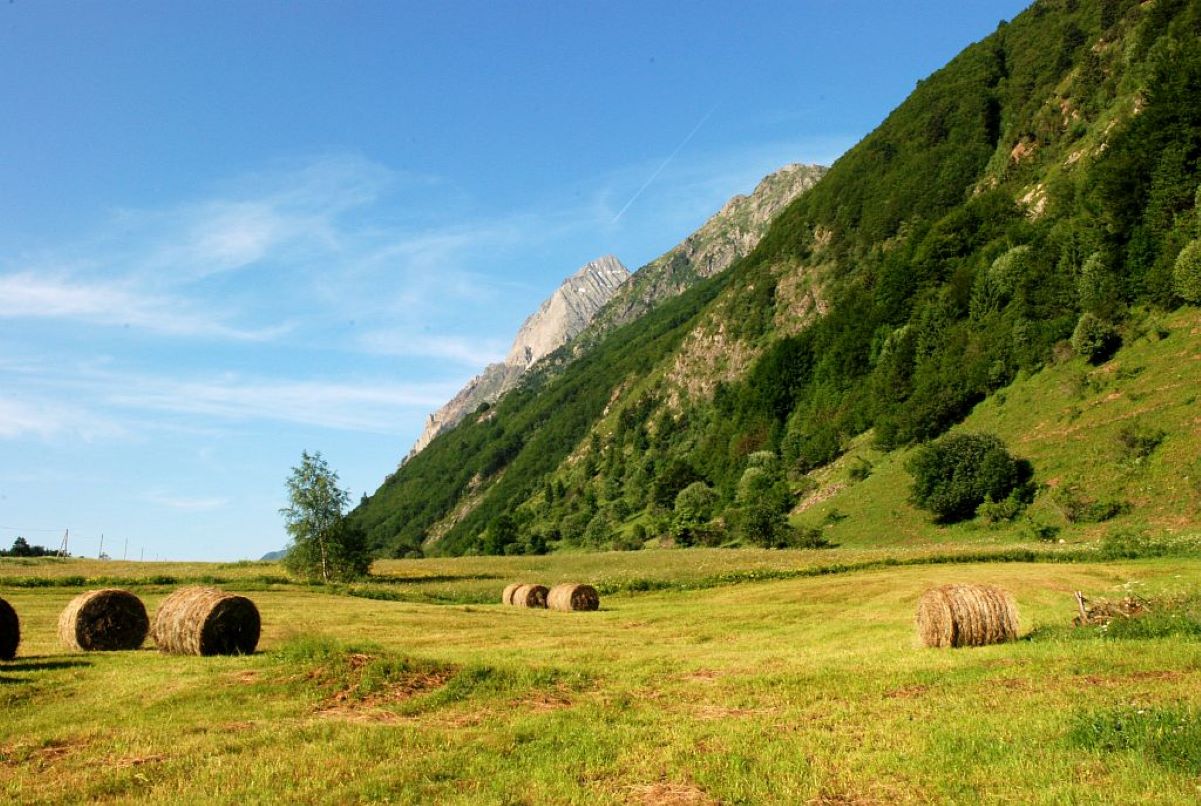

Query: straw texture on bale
left=916, top=584, right=1019, bottom=648
left=510, top=584, right=549, bottom=608
left=0, top=598, right=18, bottom=661
left=501, top=583, right=525, bottom=606
left=547, top=583, right=600, bottom=612
left=153, top=586, right=260, bottom=656
left=58, top=589, right=148, bottom=652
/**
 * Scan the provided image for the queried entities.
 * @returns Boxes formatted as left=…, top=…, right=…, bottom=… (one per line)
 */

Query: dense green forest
left=352, top=0, right=1201, bottom=558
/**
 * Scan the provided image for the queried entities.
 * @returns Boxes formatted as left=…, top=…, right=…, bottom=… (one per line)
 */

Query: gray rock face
left=505, top=255, right=629, bottom=369
left=407, top=255, right=630, bottom=458
left=575, top=164, right=826, bottom=350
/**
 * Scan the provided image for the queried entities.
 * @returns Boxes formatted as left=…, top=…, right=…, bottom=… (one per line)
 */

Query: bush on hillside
left=1174, top=240, right=1201, bottom=302
left=729, top=455, right=796, bottom=548
left=1077, top=252, right=1123, bottom=317
left=671, top=481, right=719, bottom=546
left=1071, top=313, right=1121, bottom=364
left=906, top=433, right=1024, bottom=522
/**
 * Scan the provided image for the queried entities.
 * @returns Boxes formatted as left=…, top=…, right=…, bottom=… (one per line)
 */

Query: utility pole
left=59, top=529, right=69, bottom=557
left=123, top=537, right=128, bottom=561
left=140, top=548, right=144, bottom=562
left=98, top=533, right=104, bottom=560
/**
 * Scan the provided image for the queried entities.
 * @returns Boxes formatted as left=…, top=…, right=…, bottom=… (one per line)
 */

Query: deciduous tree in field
left=280, top=451, right=370, bottom=583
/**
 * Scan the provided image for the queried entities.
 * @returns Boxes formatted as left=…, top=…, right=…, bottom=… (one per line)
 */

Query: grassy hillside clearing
left=4, top=554, right=1201, bottom=803
left=791, top=307, right=1201, bottom=549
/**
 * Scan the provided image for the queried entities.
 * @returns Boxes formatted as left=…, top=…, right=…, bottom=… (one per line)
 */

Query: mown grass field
left=4, top=551, right=1201, bottom=804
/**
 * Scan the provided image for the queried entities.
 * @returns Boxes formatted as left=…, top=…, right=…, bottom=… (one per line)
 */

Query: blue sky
left=0, top=1, right=1030, bottom=560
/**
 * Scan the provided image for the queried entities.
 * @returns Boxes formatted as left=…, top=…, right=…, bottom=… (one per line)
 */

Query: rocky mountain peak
left=504, top=255, right=629, bottom=369
left=406, top=255, right=629, bottom=459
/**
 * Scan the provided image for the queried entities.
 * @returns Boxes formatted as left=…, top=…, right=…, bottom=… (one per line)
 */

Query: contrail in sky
left=611, top=103, right=719, bottom=224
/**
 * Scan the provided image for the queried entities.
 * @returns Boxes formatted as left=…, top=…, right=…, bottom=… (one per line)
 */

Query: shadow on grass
left=2, top=657, right=93, bottom=672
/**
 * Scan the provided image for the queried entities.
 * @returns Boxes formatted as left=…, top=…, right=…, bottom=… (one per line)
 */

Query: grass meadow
left=4, top=551, right=1201, bottom=803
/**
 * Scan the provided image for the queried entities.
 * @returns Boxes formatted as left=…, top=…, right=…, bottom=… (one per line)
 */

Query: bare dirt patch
left=0, top=737, right=90, bottom=768
left=625, top=780, right=718, bottom=806
left=884, top=684, right=929, bottom=700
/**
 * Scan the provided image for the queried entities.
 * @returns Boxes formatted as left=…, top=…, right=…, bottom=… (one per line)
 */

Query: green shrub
left=979, top=489, right=1027, bottom=523
left=610, top=531, right=644, bottom=551
left=1021, top=518, right=1061, bottom=542
left=1052, top=485, right=1129, bottom=524
left=847, top=458, right=873, bottom=482
left=728, top=454, right=797, bottom=548
left=1174, top=240, right=1201, bottom=302
left=671, top=481, right=719, bottom=546
left=1116, top=423, right=1166, bottom=463
left=905, top=433, right=1024, bottom=522
left=1070, top=313, right=1120, bottom=364
left=791, top=525, right=833, bottom=549
left=1077, top=252, right=1122, bottom=316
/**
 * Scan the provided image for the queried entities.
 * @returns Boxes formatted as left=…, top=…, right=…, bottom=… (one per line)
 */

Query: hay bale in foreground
left=0, top=598, right=18, bottom=661
left=547, top=583, right=600, bottom=612
left=510, top=584, right=548, bottom=608
left=153, top=586, right=260, bottom=656
left=58, top=589, right=148, bottom=652
left=916, top=584, right=1018, bottom=648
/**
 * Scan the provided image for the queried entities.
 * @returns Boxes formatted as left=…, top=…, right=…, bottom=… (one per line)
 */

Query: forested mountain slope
left=353, top=0, right=1201, bottom=558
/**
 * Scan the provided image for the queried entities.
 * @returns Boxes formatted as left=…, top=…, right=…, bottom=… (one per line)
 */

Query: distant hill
left=353, top=0, right=1201, bottom=558
left=260, top=549, right=287, bottom=561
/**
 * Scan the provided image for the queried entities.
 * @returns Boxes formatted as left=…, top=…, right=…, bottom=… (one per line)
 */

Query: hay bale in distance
left=58, top=589, right=148, bottom=652
left=511, top=584, right=549, bottom=608
left=153, top=586, right=260, bottom=656
left=547, top=583, right=600, bottom=612
left=0, top=598, right=19, bottom=661
left=916, top=584, right=1019, bottom=648
left=501, top=583, right=525, bottom=606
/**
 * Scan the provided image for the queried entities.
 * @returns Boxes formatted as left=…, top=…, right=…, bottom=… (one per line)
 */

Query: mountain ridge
left=355, top=0, right=1201, bottom=559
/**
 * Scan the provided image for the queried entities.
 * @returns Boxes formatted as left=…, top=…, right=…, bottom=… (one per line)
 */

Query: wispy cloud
left=0, top=395, right=123, bottom=441
left=0, top=153, right=552, bottom=347
left=0, top=271, right=284, bottom=339
left=104, top=375, right=457, bottom=432
left=143, top=491, right=231, bottom=512
left=2, top=358, right=463, bottom=437
left=358, top=330, right=508, bottom=366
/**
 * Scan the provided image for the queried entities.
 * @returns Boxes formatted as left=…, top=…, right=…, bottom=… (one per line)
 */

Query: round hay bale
left=58, top=589, right=148, bottom=652
left=547, top=583, right=600, bottom=612
left=0, top=598, right=19, bottom=661
left=153, top=586, right=260, bottom=656
left=916, top=584, right=1019, bottom=648
left=511, top=584, right=549, bottom=609
left=501, top=583, right=525, bottom=606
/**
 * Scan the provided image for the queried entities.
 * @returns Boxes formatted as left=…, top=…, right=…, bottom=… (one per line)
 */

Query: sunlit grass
left=5, top=555, right=1201, bottom=802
